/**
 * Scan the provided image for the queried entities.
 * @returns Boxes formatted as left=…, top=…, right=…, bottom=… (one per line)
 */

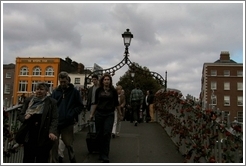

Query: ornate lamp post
left=84, top=28, right=166, bottom=91
left=122, top=29, right=133, bottom=63
left=84, top=67, right=92, bottom=89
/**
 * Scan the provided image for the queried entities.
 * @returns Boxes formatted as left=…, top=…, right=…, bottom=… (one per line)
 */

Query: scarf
left=25, top=96, right=47, bottom=115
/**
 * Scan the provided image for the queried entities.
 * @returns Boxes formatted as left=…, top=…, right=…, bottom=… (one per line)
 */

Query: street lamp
left=130, top=70, right=135, bottom=83
left=130, top=72, right=135, bottom=78
left=122, top=29, right=133, bottom=63
left=122, top=28, right=133, bottom=47
left=84, top=67, right=93, bottom=89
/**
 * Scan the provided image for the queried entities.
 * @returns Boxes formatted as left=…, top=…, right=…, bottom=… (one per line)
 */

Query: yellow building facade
left=13, top=57, right=61, bottom=105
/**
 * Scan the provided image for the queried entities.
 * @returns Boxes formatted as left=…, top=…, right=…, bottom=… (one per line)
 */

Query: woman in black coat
left=18, top=82, right=58, bottom=163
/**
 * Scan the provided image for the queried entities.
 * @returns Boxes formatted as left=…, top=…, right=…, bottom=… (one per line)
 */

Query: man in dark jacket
left=50, top=71, right=84, bottom=163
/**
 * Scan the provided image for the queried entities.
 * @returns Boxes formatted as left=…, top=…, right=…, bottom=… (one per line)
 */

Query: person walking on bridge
left=50, top=71, right=84, bottom=163
left=111, top=85, right=125, bottom=138
left=129, top=83, right=144, bottom=126
left=90, top=73, right=120, bottom=163
left=86, top=74, right=99, bottom=114
left=147, top=90, right=155, bottom=122
left=17, top=82, right=58, bottom=163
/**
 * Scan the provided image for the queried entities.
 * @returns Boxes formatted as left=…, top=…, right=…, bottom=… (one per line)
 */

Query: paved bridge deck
left=63, top=121, right=184, bottom=163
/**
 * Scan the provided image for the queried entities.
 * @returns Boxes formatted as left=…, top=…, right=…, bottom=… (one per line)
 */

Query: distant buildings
left=200, top=51, right=243, bottom=122
left=3, top=63, right=15, bottom=108
left=3, top=51, right=243, bottom=122
left=11, top=57, right=84, bottom=105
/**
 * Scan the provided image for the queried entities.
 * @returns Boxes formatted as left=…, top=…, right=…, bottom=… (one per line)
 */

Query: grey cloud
left=2, top=2, right=243, bottom=97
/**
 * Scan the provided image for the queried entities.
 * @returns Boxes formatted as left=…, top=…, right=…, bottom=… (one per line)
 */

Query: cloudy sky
left=2, top=1, right=244, bottom=97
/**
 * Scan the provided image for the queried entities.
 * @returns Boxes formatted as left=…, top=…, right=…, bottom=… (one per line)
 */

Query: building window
left=33, top=66, right=41, bottom=75
left=237, top=111, right=243, bottom=123
left=4, top=84, right=11, bottom=94
left=31, top=81, right=40, bottom=92
left=237, top=70, right=243, bottom=77
left=20, top=66, right=29, bottom=75
left=19, top=80, right=28, bottom=92
left=224, top=96, right=230, bottom=106
left=224, top=82, right=230, bottom=90
left=237, top=82, right=243, bottom=90
left=211, top=82, right=217, bottom=90
left=45, top=67, right=54, bottom=76
left=211, top=70, right=217, bottom=76
left=6, top=72, right=11, bottom=78
left=45, top=81, right=54, bottom=92
left=224, top=70, right=230, bottom=76
left=237, top=96, right=243, bottom=106
left=75, top=78, right=80, bottom=84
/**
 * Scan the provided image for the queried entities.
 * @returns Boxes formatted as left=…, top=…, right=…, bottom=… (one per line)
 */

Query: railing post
left=10, top=96, right=13, bottom=107
left=227, top=113, right=230, bottom=127
left=4, top=98, right=8, bottom=110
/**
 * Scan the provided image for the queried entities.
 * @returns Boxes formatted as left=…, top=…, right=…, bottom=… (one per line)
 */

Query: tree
left=116, top=63, right=163, bottom=104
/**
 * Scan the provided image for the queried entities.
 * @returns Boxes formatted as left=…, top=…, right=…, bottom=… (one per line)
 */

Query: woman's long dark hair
left=99, top=73, right=114, bottom=89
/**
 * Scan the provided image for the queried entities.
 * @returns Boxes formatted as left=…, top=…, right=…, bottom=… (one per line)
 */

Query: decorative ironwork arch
left=85, top=55, right=167, bottom=90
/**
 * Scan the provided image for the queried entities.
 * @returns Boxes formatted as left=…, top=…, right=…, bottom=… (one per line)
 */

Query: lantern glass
left=86, top=78, right=91, bottom=84
left=131, top=72, right=135, bottom=78
left=122, top=29, right=133, bottom=47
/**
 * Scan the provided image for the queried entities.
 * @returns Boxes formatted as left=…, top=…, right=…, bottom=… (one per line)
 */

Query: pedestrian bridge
left=65, top=120, right=184, bottom=163
left=3, top=90, right=243, bottom=163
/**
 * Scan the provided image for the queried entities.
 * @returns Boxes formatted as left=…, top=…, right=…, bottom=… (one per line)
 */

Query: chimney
left=220, top=51, right=230, bottom=61
left=78, top=63, right=84, bottom=73
left=65, top=57, right=72, bottom=64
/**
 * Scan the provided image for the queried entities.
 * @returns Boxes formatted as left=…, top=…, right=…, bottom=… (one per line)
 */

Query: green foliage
left=116, top=63, right=162, bottom=103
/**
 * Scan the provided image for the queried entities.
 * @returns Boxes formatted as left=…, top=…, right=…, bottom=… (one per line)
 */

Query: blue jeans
left=95, top=111, right=114, bottom=161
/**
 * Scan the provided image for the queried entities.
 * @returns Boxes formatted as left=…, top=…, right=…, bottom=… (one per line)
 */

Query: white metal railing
left=3, top=105, right=23, bottom=163
left=3, top=104, right=88, bottom=163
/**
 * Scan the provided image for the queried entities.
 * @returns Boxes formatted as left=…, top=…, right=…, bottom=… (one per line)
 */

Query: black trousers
left=131, top=101, right=141, bottom=123
left=145, top=105, right=151, bottom=122
left=95, top=111, right=114, bottom=161
left=23, top=143, right=52, bottom=163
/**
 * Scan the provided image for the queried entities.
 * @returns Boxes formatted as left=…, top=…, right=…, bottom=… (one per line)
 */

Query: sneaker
left=134, top=121, right=138, bottom=126
left=112, top=134, right=115, bottom=138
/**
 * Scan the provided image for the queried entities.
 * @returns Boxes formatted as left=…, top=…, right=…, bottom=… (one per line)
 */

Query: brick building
left=3, top=63, right=15, bottom=108
left=12, top=57, right=84, bottom=105
left=200, top=51, right=243, bottom=122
